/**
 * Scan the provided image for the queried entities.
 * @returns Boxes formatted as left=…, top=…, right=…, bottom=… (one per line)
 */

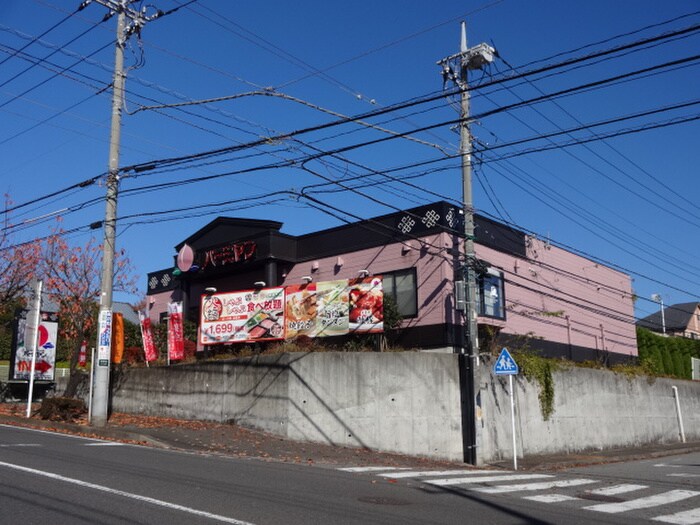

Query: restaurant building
left=145, top=201, right=637, bottom=362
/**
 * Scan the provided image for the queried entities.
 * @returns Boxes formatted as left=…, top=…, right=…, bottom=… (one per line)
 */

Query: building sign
left=201, top=287, right=285, bottom=344
left=200, top=277, right=383, bottom=346
left=11, top=311, right=58, bottom=381
left=201, top=240, right=256, bottom=270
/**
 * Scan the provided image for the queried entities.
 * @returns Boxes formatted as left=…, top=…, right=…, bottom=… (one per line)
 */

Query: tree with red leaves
left=0, top=195, right=42, bottom=314
left=40, top=223, right=137, bottom=397
left=0, top=195, right=42, bottom=360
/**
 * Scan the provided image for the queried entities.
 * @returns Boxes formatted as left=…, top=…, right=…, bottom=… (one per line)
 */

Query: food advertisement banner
left=348, top=276, right=384, bottom=334
left=285, top=283, right=318, bottom=338
left=11, top=311, right=58, bottom=381
left=200, top=277, right=383, bottom=345
left=200, top=287, right=285, bottom=345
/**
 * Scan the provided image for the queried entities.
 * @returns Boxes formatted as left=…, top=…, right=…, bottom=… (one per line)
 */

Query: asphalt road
left=1, top=424, right=699, bottom=524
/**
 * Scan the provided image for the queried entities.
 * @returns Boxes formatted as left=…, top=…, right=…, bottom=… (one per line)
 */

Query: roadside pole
left=25, top=280, right=43, bottom=418
left=438, top=22, right=497, bottom=465
left=92, top=6, right=126, bottom=427
left=509, top=374, right=517, bottom=470
left=671, top=386, right=686, bottom=443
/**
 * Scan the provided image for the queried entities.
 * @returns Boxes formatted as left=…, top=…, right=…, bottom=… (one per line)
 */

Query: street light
left=651, top=293, right=666, bottom=335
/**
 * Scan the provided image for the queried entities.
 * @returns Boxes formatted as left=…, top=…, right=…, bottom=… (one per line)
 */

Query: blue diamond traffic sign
left=494, top=347, right=519, bottom=375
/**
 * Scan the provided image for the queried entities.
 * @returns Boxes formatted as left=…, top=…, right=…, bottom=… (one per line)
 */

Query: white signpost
left=493, top=347, right=519, bottom=470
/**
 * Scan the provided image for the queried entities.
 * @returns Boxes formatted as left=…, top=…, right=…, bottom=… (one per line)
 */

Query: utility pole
left=87, top=0, right=163, bottom=426
left=91, top=4, right=126, bottom=427
left=438, top=22, right=496, bottom=464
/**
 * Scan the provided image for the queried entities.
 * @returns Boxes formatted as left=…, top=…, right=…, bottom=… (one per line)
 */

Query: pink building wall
left=476, top=236, right=637, bottom=357
left=147, top=231, right=637, bottom=357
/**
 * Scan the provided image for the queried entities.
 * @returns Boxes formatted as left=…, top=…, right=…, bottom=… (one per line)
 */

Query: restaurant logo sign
left=201, top=240, right=256, bottom=270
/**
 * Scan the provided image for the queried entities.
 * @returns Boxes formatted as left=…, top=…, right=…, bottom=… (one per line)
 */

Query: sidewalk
left=1, top=403, right=698, bottom=471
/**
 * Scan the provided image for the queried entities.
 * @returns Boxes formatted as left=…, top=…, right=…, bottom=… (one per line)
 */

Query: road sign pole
left=509, top=374, right=517, bottom=470
left=25, top=279, right=43, bottom=418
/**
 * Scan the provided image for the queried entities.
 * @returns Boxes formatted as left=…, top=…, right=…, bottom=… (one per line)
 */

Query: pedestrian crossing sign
left=494, top=347, right=519, bottom=375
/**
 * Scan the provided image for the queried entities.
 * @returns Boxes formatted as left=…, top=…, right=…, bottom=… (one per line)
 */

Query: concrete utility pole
left=438, top=22, right=496, bottom=464
left=89, top=0, right=164, bottom=426
left=92, top=5, right=126, bottom=427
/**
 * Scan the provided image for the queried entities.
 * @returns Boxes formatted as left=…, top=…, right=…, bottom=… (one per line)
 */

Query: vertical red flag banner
left=78, top=340, right=87, bottom=367
left=139, top=310, right=158, bottom=362
left=167, top=302, right=185, bottom=361
left=111, top=312, right=124, bottom=364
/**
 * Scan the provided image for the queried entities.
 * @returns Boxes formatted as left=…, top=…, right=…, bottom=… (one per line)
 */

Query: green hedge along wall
left=637, top=327, right=700, bottom=379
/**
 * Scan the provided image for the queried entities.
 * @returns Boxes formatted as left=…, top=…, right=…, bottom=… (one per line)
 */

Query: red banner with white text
left=139, top=310, right=158, bottom=362
left=167, top=302, right=185, bottom=361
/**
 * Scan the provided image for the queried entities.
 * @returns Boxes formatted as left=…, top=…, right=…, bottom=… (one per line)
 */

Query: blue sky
left=1, top=0, right=698, bottom=322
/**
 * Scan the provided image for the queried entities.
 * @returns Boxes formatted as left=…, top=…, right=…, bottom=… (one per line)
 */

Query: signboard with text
left=200, top=287, right=285, bottom=345
left=11, top=311, right=59, bottom=381
left=200, top=277, right=384, bottom=345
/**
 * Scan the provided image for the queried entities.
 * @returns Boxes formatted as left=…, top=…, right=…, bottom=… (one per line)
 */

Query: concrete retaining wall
left=110, top=352, right=465, bottom=461
left=477, top=364, right=700, bottom=463
left=103, top=353, right=700, bottom=463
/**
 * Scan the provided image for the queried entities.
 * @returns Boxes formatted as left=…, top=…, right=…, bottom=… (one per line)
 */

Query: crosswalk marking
left=583, top=490, right=700, bottom=514
left=652, top=507, right=700, bottom=525
left=472, top=478, right=598, bottom=494
left=427, top=473, right=552, bottom=487
left=379, top=469, right=506, bottom=479
left=587, top=484, right=648, bottom=496
left=337, top=464, right=700, bottom=522
left=524, top=494, right=580, bottom=503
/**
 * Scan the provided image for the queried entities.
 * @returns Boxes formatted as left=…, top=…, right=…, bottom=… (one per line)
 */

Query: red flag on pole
left=78, top=340, right=87, bottom=367
left=167, top=302, right=184, bottom=362
left=139, top=310, right=158, bottom=362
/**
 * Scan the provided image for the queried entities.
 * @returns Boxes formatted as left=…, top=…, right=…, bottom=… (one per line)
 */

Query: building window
left=382, top=268, right=418, bottom=318
left=478, top=267, right=505, bottom=320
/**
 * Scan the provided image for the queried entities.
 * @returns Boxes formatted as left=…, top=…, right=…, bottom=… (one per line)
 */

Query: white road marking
left=584, top=490, right=700, bottom=514
left=668, top=474, right=700, bottom=478
left=655, top=464, right=684, bottom=468
left=0, top=424, right=108, bottom=444
left=427, top=473, right=551, bottom=486
left=0, top=444, right=41, bottom=447
left=378, top=469, right=508, bottom=479
left=85, top=442, right=124, bottom=446
left=0, top=460, right=256, bottom=525
left=472, top=478, right=598, bottom=494
left=652, top=507, right=700, bottom=525
left=337, top=466, right=411, bottom=473
left=587, top=484, right=648, bottom=496
left=524, top=494, right=580, bottom=503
